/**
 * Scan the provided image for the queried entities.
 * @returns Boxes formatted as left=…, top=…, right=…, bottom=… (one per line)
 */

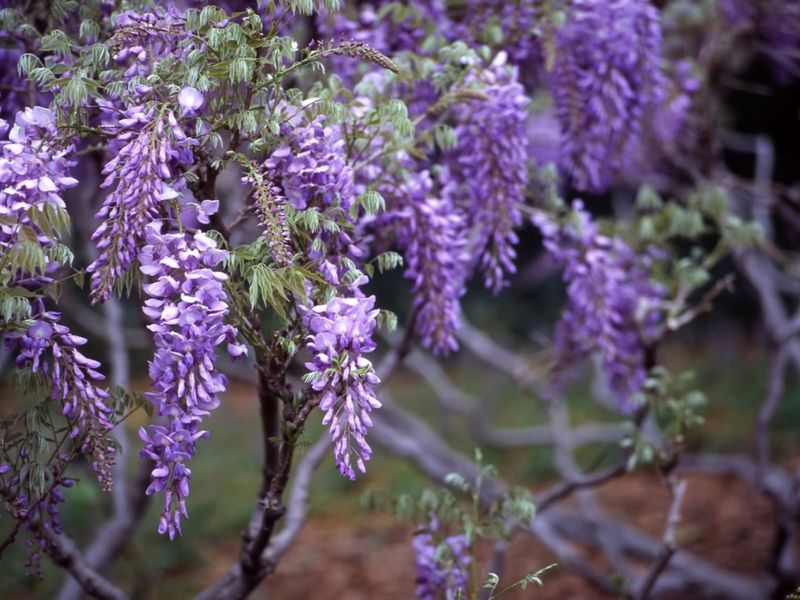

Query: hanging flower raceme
left=395, top=171, right=468, bottom=355
left=447, top=55, right=529, bottom=293
left=533, top=202, right=663, bottom=412
left=138, top=220, right=245, bottom=538
left=87, top=105, right=197, bottom=303
left=264, top=115, right=363, bottom=275
left=412, top=516, right=472, bottom=600
left=11, top=306, right=116, bottom=490
left=0, top=107, right=115, bottom=489
left=0, top=107, right=76, bottom=260
left=109, top=7, right=194, bottom=79
left=300, top=279, right=381, bottom=480
left=549, top=0, right=665, bottom=192
left=264, top=116, right=355, bottom=213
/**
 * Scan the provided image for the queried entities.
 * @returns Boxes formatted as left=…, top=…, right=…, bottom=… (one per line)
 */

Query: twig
left=637, top=477, right=688, bottom=599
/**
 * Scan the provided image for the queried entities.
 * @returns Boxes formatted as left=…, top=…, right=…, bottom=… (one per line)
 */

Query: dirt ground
left=203, top=470, right=778, bottom=599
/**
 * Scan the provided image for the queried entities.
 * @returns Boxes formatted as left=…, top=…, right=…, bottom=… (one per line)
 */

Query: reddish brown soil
left=203, top=471, right=779, bottom=599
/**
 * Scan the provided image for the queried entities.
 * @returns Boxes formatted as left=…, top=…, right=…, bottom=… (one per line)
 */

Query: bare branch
left=405, top=350, right=625, bottom=448
left=44, top=530, right=129, bottom=600
left=637, top=477, right=688, bottom=599
left=57, top=297, right=154, bottom=600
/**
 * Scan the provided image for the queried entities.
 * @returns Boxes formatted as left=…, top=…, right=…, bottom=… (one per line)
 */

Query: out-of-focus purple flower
left=457, top=0, right=542, bottom=70
left=138, top=219, right=244, bottom=538
left=395, top=171, right=468, bottom=355
left=110, top=8, right=193, bottom=80
left=413, top=516, right=471, bottom=600
left=533, top=202, right=663, bottom=412
left=446, top=55, right=529, bottom=293
left=0, top=461, right=75, bottom=577
left=87, top=105, right=197, bottom=303
left=178, top=86, right=204, bottom=116
left=550, top=0, right=665, bottom=192
left=300, top=283, right=381, bottom=479
left=316, top=1, right=450, bottom=84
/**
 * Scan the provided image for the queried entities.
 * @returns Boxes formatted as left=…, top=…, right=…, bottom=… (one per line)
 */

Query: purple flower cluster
left=413, top=516, right=471, bottom=600
left=458, top=0, right=541, bottom=68
left=396, top=171, right=468, bottom=355
left=550, top=0, right=665, bottom=192
left=9, top=306, right=116, bottom=489
left=316, top=1, right=448, bottom=83
left=264, top=116, right=363, bottom=274
left=264, top=117, right=355, bottom=213
left=300, top=285, right=381, bottom=479
left=0, top=107, right=77, bottom=262
left=110, top=8, right=193, bottom=79
left=87, top=105, right=197, bottom=303
left=447, top=56, right=529, bottom=293
left=138, top=220, right=245, bottom=538
left=1, top=107, right=115, bottom=488
left=534, top=202, right=662, bottom=412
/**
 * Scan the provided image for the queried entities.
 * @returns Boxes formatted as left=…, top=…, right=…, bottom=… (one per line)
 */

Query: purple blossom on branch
left=87, top=105, right=197, bottom=303
left=0, top=461, right=75, bottom=577
left=549, top=0, right=665, bottom=192
left=533, top=202, right=663, bottom=412
left=413, top=516, right=471, bottom=600
left=396, top=171, right=468, bottom=355
left=264, top=116, right=355, bottom=213
left=0, top=106, right=115, bottom=488
left=138, top=220, right=245, bottom=538
left=447, top=55, right=529, bottom=293
left=0, top=106, right=77, bottom=262
left=300, top=284, right=381, bottom=480
left=110, top=8, right=194, bottom=80
left=9, top=306, right=116, bottom=489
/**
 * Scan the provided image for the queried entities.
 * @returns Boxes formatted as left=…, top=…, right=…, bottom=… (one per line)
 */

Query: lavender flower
left=533, top=202, right=663, bottom=411
left=87, top=105, right=197, bottom=302
left=178, top=86, right=205, bottom=117
left=264, top=116, right=355, bottom=213
left=10, top=306, right=116, bottom=489
left=413, top=516, right=471, bottom=600
left=396, top=171, right=468, bottom=355
left=263, top=115, right=363, bottom=277
left=138, top=220, right=245, bottom=538
left=110, top=8, right=193, bottom=80
left=0, top=107, right=115, bottom=488
left=300, top=284, right=381, bottom=479
left=447, top=55, right=529, bottom=293
left=0, top=107, right=77, bottom=259
left=550, top=0, right=665, bottom=192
